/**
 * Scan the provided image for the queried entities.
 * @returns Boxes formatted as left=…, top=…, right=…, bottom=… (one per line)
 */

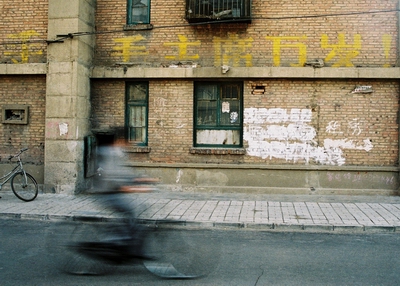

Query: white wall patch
left=244, top=108, right=373, bottom=166
left=59, top=122, right=68, bottom=136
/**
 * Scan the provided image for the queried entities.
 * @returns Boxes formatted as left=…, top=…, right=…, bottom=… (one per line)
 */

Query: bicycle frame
left=0, top=149, right=26, bottom=190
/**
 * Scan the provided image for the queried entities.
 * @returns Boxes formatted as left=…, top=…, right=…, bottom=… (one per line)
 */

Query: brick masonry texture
left=244, top=79, right=399, bottom=166
left=0, top=0, right=48, bottom=64
left=94, top=0, right=398, bottom=67
left=92, top=79, right=399, bottom=166
left=1, top=0, right=399, bottom=170
left=91, top=0, right=400, bottom=167
left=0, top=76, right=46, bottom=164
left=0, top=0, right=47, bottom=166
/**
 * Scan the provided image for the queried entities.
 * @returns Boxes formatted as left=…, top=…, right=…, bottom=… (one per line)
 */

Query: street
left=1, top=218, right=400, bottom=285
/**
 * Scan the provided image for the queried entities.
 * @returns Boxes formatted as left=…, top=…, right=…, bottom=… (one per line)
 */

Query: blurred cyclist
left=94, top=127, right=157, bottom=260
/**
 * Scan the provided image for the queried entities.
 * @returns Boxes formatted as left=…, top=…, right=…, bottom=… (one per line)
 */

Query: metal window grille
left=186, top=0, right=251, bottom=23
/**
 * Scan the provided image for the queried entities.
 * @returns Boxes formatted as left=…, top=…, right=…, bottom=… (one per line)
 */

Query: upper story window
left=194, top=82, right=243, bottom=147
left=127, top=0, right=151, bottom=25
left=186, top=0, right=252, bottom=23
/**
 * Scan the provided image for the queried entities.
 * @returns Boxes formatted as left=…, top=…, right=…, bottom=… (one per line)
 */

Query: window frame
left=194, top=81, right=243, bottom=148
left=125, top=81, right=149, bottom=146
left=127, top=0, right=151, bottom=25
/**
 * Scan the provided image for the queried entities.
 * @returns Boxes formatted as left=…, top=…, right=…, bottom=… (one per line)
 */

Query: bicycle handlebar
left=8, top=148, right=29, bottom=160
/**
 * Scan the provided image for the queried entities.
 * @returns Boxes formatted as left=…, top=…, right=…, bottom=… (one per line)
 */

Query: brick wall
left=92, top=80, right=197, bottom=163
left=244, top=79, right=399, bottom=166
left=0, top=76, right=46, bottom=164
left=0, top=0, right=47, bottom=64
left=94, top=0, right=397, bottom=67
left=92, top=1, right=399, bottom=168
left=92, top=79, right=399, bottom=167
left=148, top=80, right=194, bottom=163
left=91, top=80, right=126, bottom=129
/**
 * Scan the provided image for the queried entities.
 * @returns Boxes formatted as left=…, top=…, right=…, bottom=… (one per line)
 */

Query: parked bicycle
left=0, top=148, right=38, bottom=202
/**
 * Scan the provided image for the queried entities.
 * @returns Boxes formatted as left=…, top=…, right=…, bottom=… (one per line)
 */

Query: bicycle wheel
left=11, top=172, right=38, bottom=202
left=143, top=221, right=221, bottom=279
left=46, top=221, right=115, bottom=275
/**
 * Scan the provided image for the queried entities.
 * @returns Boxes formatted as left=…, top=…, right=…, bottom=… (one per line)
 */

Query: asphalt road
left=1, top=218, right=400, bottom=285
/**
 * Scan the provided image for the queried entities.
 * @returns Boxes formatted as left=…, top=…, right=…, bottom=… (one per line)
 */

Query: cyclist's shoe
left=70, top=239, right=154, bottom=264
left=69, top=241, right=128, bottom=264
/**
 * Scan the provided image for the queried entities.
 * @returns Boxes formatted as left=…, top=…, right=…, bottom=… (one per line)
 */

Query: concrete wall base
left=129, top=164, right=400, bottom=196
left=159, top=185, right=399, bottom=196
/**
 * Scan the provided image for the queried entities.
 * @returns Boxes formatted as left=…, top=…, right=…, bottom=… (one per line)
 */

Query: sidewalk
left=1, top=190, right=400, bottom=233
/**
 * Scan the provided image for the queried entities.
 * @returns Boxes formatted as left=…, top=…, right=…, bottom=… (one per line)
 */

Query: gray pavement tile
left=2, top=191, right=400, bottom=234
left=370, top=203, right=399, bottom=223
left=380, top=204, right=400, bottom=220
left=169, top=200, right=194, bottom=217
left=355, top=203, right=388, bottom=225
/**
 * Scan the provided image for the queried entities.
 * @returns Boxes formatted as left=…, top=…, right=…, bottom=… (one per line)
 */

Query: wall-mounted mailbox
left=84, top=135, right=98, bottom=178
left=2, top=105, right=29, bottom=124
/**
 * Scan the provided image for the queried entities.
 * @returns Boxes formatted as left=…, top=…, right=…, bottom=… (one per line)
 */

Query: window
left=2, top=104, right=29, bottom=125
left=127, top=0, right=150, bottom=25
left=186, top=0, right=252, bottom=23
left=194, top=82, right=243, bottom=147
left=126, top=82, right=148, bottom=146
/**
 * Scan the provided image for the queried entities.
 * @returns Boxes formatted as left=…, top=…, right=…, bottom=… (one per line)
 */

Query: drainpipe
left=398, top=1, right=400, bottom=187
left=398, top=1, right=400, bottom=66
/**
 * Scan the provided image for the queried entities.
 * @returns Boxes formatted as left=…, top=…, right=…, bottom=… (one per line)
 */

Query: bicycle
left=46, top=202, right=220, bottom=278
left=50, top=220, right=202, bottom=278
left=0, top=148, right=38, bottom=202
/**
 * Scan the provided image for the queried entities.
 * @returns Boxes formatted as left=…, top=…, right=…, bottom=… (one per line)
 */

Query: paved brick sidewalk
left=1, top=190, right=400, bottom=233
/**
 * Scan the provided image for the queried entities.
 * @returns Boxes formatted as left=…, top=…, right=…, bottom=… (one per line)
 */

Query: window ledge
left=123, top=146, right=151, bottom=153
left=190, top=147, right=245, bottom=155
left=124, top=24, right=153, bottom=31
